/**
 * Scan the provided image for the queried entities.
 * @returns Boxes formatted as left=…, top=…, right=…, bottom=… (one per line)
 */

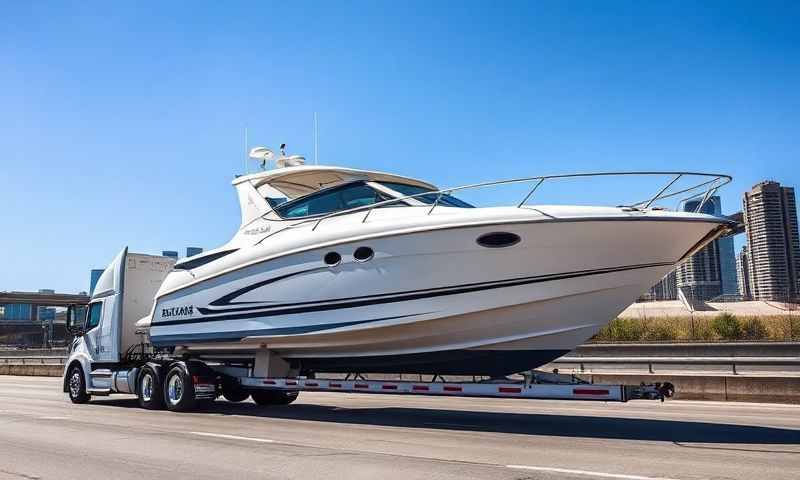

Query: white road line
left=189, top=431, right=275, bottom=443
left=39, top=416, right=69, bottom=420
left=506, top=465, right=680, bottom=480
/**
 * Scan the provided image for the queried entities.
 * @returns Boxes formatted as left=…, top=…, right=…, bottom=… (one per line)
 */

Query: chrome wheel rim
left=167, top=374, right=183, bottom=405
left=141, top=373, right=153, bottom=402
left=69, top=371, right=81, bottom=398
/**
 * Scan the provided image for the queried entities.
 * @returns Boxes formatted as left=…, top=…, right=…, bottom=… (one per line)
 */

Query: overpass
left=0, top=291, right=89, bottom=308
left=1, top=291, right=88, bottom=347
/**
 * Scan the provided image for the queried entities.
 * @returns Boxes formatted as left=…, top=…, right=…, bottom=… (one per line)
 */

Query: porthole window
left=324, top=251, right=342, bottom=266
left=353, top=246, right=374, bottom=262
left=476, top=232, right=521, bottom=248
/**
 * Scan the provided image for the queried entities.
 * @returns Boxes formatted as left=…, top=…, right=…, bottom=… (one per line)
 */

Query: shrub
left=642, top=318, right=682, bottom=341
left=789, top=318, right=800, bottom=341
left=594, top=318, right=646, bottom=342
left=741, top=317, right=768, bottom=340
left=691, top=318, right=717, bottom=341
left=711, top=313, right=742, bottom=340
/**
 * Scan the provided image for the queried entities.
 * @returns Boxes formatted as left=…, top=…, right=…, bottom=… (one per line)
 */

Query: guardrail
left=551, top=355, right=800, bottom=376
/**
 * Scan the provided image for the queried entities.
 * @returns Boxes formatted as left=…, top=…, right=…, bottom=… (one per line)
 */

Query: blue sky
left=1, top=1, right=798, bottom=293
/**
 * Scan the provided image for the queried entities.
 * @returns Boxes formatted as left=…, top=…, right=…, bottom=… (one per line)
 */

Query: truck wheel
left=221, top=379, right=249, bottom=403
left=164, top=364, right=197, bottom=412
left=138, top=366, right=165, bottom=410
left=67, top=365, right=91, bottom=404
left=251, top=390, right=299, bottom=406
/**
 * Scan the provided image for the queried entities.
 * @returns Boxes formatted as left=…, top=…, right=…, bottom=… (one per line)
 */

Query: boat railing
left=258, top=171, right=731, bottom=241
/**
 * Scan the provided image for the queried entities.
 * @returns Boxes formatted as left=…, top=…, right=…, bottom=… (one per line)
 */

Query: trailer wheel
left=164, top=364, right=197, bottom=412
left=67, top=365, right=90, bottom=404
left=221, top=379, right=249, bottom=403
left=251, top=390, right=299, bottom=406
left=138, top=366, right=165, bottom=410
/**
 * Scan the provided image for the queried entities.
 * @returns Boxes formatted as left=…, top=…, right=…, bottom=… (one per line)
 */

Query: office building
left=162, top=250, right=179, bottom=259
left=736, top=246, right=752, bottom=299
left=647, top=269, right=678, bottom=301
left=186, top=247, right=203, bottom=258
left=1, top=303, right=32, bottom=321
left=676, top=196, right=737, bottom=301
left=36, top=289, right=55, bottom=321
left=743, top=181, right=800, bottom=301
left=718, top=236, right=738, bottom=295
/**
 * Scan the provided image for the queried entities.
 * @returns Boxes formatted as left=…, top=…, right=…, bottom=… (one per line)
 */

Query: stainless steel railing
left=259, top=171, right=731, bottom=242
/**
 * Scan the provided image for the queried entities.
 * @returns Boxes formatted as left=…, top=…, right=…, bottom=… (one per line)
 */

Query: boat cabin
left=232, top=165, right=470, bottom=226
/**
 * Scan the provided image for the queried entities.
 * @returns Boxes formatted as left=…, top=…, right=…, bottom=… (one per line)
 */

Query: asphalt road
left=0, top=376, right=798, bottom=480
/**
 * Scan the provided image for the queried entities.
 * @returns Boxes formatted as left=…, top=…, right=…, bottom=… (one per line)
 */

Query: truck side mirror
left=66, top=305, right=84, bottom=336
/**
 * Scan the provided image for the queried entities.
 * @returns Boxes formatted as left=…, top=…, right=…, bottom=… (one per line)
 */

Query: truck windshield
left=377, top=182, right=474, bottom=208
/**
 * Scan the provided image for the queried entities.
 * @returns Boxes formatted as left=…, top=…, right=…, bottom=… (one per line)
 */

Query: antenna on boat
left=248, top=146, right=275, bottom=170
left=243, top=127, right=249, bottom=174
left=313, top=112, right=319, bottom=165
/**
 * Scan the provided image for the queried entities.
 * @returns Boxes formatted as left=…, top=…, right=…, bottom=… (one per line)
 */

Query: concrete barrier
left=0, top=364, right=63, bottom=377
left=590, top=373, right=800, bottom=403
left=0, top=348, right=68, bottom=357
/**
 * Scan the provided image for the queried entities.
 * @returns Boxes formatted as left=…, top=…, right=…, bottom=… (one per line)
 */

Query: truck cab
left=64, top=248, right=176, bottom=400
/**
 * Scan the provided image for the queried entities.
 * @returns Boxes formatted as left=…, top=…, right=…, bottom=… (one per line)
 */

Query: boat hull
left=149, top=214, right=729, bottom=375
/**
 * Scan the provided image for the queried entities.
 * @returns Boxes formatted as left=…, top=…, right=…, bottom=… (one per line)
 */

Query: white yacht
left=140, top=151, right=733, bottom=376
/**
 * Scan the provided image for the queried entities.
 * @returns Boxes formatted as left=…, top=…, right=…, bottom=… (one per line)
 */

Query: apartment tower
left=742, top=181, right=800, bottom=301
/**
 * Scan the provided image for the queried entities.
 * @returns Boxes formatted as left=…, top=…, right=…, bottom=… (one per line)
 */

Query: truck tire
left=251, top=390, right=299, bottom=406
left=221, top=379, right=249, bottom=403
left=138, top=365, right=165, bottom=410
left=164, top=364, right=197, bottom=412
left=67, top=365, right=91, bottom=404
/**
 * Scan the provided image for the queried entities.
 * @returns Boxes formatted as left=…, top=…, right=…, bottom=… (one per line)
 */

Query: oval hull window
left=353, top=246, right=374, bottom=262
left=477, top=232, right=520, bottom=248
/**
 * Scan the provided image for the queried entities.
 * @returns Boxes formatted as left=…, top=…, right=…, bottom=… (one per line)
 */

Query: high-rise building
left=742, top=181, right=800, bottom=301
left=162, top=250, right=179, bottom=259
left=89, top=269, right=104, bottom=295
left=718, top=236, right=738, bottom=295
left=647, top=269, right=678, bottom=301
left=676, top=196, right=737, bottom=301
left=736, top=245, right=752, bottom=299
left=186, top=247, right=203, bottom=258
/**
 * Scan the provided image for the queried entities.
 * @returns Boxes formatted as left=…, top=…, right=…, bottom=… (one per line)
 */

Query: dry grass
left=591, top=314, right=800, bottom=342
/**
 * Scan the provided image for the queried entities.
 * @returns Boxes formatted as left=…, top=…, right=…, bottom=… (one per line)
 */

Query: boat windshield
left=377, top=182, right=474, bottom=208
left=272, top=180, right=474, bottom=219
left=273, top=181, right=393, bottom=219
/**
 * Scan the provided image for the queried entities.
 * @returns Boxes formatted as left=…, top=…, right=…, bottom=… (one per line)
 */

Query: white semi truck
left=63, top=248, right=673, bottom=412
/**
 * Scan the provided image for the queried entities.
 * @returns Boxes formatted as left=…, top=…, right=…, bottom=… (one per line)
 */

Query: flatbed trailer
left=239, top=374, right=673, bottom=402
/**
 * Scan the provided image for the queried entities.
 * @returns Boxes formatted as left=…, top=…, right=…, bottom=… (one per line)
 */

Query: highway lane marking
left=506, top=465, right=680, bottom=480
left=189, top=431, right=275, bottom=443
